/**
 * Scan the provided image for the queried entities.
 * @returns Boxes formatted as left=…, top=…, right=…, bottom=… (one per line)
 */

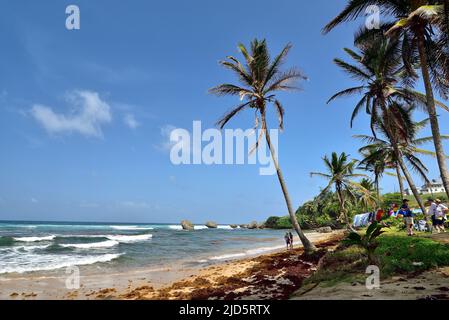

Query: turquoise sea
left=0, top=221, right=292, bottom=275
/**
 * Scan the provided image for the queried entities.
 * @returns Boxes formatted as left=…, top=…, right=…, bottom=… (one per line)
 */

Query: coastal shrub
left=304, top=246, right=367, bottom=287
left=382, top=192, right=403, bottom=208
left=275, top=216, right=293, bottom=229
left=265, top=216, right=281, bottom=229
left=376, top=235, right=449, bottom=276
left=343, top=221, right=389, bottom=264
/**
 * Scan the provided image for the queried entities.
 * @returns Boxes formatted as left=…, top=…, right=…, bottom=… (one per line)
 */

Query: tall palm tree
left=311, top=152, right=368, bottom=230
left=323, top=0, right=449, bottom=204
left=326, top=31, right=438, bottom=213
left=357, top=154, right=386, bottom=200
left=358, top=146, right=405, bottom=197
left=357, top=103, right=449, bottom=200
left=358, top=178, right=379, bottom=211
left=209, top=39, right=316, bottom=252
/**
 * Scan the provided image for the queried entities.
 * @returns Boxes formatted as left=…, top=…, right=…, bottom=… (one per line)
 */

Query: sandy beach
left=0, top=231, right=345, bottom=300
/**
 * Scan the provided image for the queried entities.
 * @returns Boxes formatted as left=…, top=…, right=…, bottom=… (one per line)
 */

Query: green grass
left=377, top=233, right=449, bottom=276
left=304, top=246, right=367, bottom=287
left=304, top=228, right=449, bottom=288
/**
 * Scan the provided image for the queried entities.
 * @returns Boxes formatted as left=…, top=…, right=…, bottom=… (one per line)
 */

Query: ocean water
left=0, top=221, right=291, bottom=275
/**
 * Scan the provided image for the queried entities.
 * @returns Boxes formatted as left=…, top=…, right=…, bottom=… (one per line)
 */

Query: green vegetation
left=304, top=229, right=449, bottom=288
left=324, top=0, right=449, bottom=215
left=343, top=221, right=389, bottom=264
left=377, top=233, right=449, bottom=275
left=311, top=152, right=373, bottom=229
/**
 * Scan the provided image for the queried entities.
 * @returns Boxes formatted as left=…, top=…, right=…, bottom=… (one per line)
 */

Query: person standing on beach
left=434, top=199, right=448, bottom=233
left=400, top=205, right=414, bottom=236
left=288, top=232, right=294, bottom=250
left=284, top=232, right=291, bottom=250
left=401, top=199, right=410, bottom=211
left=426, top=198, right=437, bottom=233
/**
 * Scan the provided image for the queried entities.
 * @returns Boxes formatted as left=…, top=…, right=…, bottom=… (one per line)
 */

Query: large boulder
left=230, top=224, right=238, bottom=229
left=205, top=221, right=218, bottom=229
left=316, top=226, right=333, bottom=234
left=247, top=221, right=258, bottom=229
left=181, top=220, right=194, bottom=231
left=239, top=224, right=248, bottom=229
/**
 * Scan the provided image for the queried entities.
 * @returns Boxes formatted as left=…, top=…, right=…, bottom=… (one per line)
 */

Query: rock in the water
left=205, top=221, right=218, bottom=229
left=239, top=224, right=248, bottom=229
left=181, top=220, right=194, bottom=231
left=247, top=221, right=258, bottom=229
left=230, top=224, right=238, bottom=229
left=316, top=226, right=332, bottom=233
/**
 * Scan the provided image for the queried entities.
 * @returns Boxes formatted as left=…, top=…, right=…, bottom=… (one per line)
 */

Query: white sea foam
left=60, top=240, right=119, bottom=249
left=13, top=235, right=55, bottom=242
left=209, top=253, right=246, bottom=260
left=169, top=225, right=183, bottom=230
left=0, top=253, right=121, bottom=274
left=208, top=244, right=286, bottom=261
left=197, top=259, right=209, bottom=263
left=20, top=244, right=52, bottom=251
left=105, top=234, right=152, bottom=243
left=110, top=226, right=154, bottom=231
left=245, top=245, right=285, bottom=255
left=194, top=225, right=208, bottom=230
left=217, top=225, right=233, bottom=230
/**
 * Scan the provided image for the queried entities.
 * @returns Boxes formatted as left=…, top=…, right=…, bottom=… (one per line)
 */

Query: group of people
left=353, top=198, right=448, bottom=236
left=388, top=198, right=448, bottom=236
left=284, top=231, right=294, bottom=250
left=425, top=198, right=448, bottom=233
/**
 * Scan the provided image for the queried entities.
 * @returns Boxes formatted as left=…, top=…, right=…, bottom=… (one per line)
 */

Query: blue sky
left=1, top=0, right=448, bottom=224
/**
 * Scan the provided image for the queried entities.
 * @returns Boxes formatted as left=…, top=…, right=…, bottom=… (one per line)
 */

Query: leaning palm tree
left=358, top=178, right=379, bottom=211
left=358, top=146, right=405, bottom=197
left=326, top=31, right=436, bottom=213
left=209, top=39, right=316, bottom=252
left=357, top=154, right=387, bottom=200
left=323, top=0, right=449, bottom=205
left=357, top=104, right=449, bottom=202
left=311, top=152, right=368, bottom=230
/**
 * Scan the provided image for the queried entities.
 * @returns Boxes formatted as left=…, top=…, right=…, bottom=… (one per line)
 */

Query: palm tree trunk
left=261, top=115, right=316, bottom=253
left=375, top=174, right=380, bottom=201
left=445, top=0, right=449, bottom=41
left=336, top=183, right=352, bottom=230
left=396, top=165, right=405, bottom=198
left=416, top=29, right=449, bottom=201
left=379, top=103, right=426, bottom=214
left=396, top=151, right=426, bottom=213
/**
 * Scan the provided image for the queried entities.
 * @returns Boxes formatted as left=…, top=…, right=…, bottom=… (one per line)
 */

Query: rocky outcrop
left=181, top=220, right=194, bottom=231
left=316, top=226, right=332, bottom=233
left=247, top=221, right=258, bottom=229
left=205, top=221, right=218, bottom=229
left=239, top=224, right=248, bottom=229
left=230, top=224, right=238, bottom=229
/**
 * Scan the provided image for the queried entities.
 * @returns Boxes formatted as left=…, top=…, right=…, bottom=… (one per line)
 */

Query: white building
left=404, top=179, right=446, bottom=196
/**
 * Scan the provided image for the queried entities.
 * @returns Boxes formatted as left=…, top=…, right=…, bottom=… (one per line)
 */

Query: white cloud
left=80, top=202, right=100, bottom=208
left=120, top=201, right=152, bottom=209
left=124, top=113, right=140, bottom=129
left=31, top=90, right=112, bottom=138
left=156, top=124, right=178, bottom=151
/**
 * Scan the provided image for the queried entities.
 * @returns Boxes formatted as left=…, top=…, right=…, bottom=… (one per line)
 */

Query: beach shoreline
left=0, top=230, right=345, bottom=300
